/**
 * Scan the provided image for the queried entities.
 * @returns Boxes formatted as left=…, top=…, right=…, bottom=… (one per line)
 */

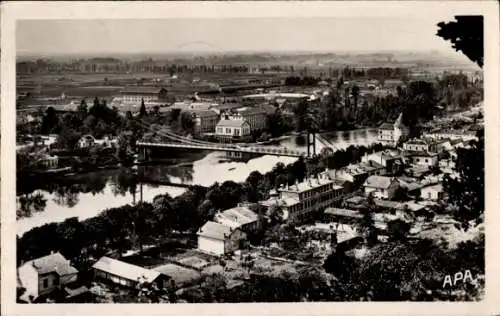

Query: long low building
left=92, top=256, right=168, bottom=289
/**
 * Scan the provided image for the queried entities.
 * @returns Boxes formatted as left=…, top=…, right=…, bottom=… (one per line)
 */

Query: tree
left=437, top=16, right=483, bottom=68
left=443, top=136, right=484, bottom=230
left=139, top=98, right=147, bottom=117
left=351, top=85, right=360, bottom=108
left=41, top=106, right=59, bottom=134
left=387, top=219, right=411, bottom=241
left=180, top=112, right=195, bottom=134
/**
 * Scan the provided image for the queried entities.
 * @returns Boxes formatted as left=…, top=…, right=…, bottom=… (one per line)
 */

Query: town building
left=328, top=160, right=386, bottom=186
left=403, top=138, right=440, bottom=153
left=426, top=129, right=478, bottom=142
left=120, top=86, right=168, bottom=105
left=197, top=221, right=247, bottom=256
left=18, top=252, right=79, bottom=301
left=410, top=151, right=439, bottom=167
left=260, top=174, right=345, bottom=223
left=214, top=204, right=263, bottom=234
left=377, top=113, right=409, bottom=146
left=420, top=183, right=444, bottom=201
left=361, top=149, right=407, bottom=174
left=77, top=134, right=95, bottom=149
left=92, top=256, right=167, bottom=289
left=232, top=107, right=267, bottom=131
left=215, top=116, right=251, bottom=139
left=185, top=109, right=219, bottom=133
left=40, top=154, right=59, bottom=169
left=363, top=176, right=400, bottom=200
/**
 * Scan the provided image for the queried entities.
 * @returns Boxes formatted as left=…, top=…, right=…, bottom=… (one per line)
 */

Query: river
left=17, top=128, right=378, bottom=235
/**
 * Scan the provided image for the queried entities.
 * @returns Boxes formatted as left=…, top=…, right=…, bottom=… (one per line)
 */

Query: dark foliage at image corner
left=437, top=15, right=484, bottom=68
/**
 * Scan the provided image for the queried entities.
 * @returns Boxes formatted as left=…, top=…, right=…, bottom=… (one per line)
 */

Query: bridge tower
left=306, top=131, right=316, bottom=158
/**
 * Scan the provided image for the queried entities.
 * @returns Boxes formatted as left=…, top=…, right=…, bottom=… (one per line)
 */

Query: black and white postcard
left=1, top=1, right=499, bottom=316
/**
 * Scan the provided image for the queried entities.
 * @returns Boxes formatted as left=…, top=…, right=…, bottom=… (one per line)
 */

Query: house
left=328, top=160, right=386, bottom=186
left=214, top=204, right=263, bottom=234
left=40, top=154, right=59, bottom=169
left=215, top=116, right=251, bottom=138
left=120, top=86, right=168, bottom=105
left=18, top=252, right=79, bottom=301
left=77, top=134, right=95, bottom=149
left=363, top=176, right=400, bottom=200
left=361, top=149, right=407, bottom=174
left=377, top=113, right=409, bottom=147
left=92, top=256, right=167, bottom=289
left=94, top=136, right=118, bottom=148
left=420, top=183, right=444, bottom=201
left=185, top=109, right=219, bottom=133
left=410, top=151, right=439, bottom=167
left=197, top=221, right=247, bottom=256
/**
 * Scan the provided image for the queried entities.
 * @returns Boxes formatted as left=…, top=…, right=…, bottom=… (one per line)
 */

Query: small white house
left=197, top=221, right=246, bottom=256
left=76, top=134, right=96, bottom=149
left=17, top=252, right=78, bottom=301
left=215, top=117, right=251, bottom=138
left=411, top=152, right=439, bottom=167
left=363, top=176, right=400, bottom=200
left=420, top=183, right=444, bottom=201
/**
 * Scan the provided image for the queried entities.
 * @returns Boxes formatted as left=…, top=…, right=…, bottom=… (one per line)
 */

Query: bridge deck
left=136, top=141, right=307, bottom=158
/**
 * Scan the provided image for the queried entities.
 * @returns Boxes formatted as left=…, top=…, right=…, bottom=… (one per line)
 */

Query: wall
left=198, top=235, right=225, bottom=255
left=18, top=264, right=40, bottom=298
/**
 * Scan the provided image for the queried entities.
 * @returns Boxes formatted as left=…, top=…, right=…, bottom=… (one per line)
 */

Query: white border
left=2, top=1, right=499, bottom=316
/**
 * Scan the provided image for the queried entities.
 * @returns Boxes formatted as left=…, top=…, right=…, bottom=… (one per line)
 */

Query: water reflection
left=16, top=128, right=378, bottom=235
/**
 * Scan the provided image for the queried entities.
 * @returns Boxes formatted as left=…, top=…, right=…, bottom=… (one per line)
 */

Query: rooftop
left=185, top=109, right=219, bottom=118
left=92, top=256, right=161, bottom=283
left=153, top=263, right=201, bottom=287
left=379, top=122, right=394, bottom=130
left=324, top=208, right=363, bottom=219
left=236, top=107, right=267, bottom=116
left=278, top=175, right=342, bottom=194
left=23, top=252, right=78, bottom=276
left=216, top=119, right=249, bottom=128
left=121, top=86, right=165, bottom=95
left=214, top=206, right=259, bottom=229
left=197, top=221, right=234, bottom=240
left=364, top=176, right=396, bottom=189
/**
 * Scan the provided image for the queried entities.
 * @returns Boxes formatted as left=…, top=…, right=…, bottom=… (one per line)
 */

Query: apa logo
left=442, top=270, right=475, bottom=288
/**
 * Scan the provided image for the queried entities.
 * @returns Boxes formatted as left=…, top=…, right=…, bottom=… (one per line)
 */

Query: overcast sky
left=17, top=17, right=457, bottom=55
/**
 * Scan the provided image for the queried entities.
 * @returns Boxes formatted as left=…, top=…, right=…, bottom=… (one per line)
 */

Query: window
left=226, top=128, right=231, bottom=134
left=234, top=129, right=240, bottom=136
left=43, top=279, right=48, bottom=288
left=53, top=278, right=59, bottom=286
left=425, top=159, right=429, bottom=163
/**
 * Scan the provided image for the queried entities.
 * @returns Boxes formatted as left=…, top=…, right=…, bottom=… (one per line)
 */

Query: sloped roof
left=121, top=86, right=165, bottom=95
left=216, top=119, right=249, bottom=128
left=236, top=107, right=267, bottom=116
left=379, top=123, right=394, bottom=130
left=186, top=109, right=218, bottom=118
left=197, top=221, right=233, bottom=240
left=26, top=252, right=78, bottom=276
left=324, top=208, right=362, bottom=219
left=153, top=264, right=201, bottom=286
left=92, top=256, right=161, bottom=283
left=215, top=206, right=259, bottom=229
left=364, top=176, right=396, bottom=189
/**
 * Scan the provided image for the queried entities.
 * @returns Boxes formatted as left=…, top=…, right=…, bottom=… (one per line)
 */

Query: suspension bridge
left=135, top=119, right=338, bottom=159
